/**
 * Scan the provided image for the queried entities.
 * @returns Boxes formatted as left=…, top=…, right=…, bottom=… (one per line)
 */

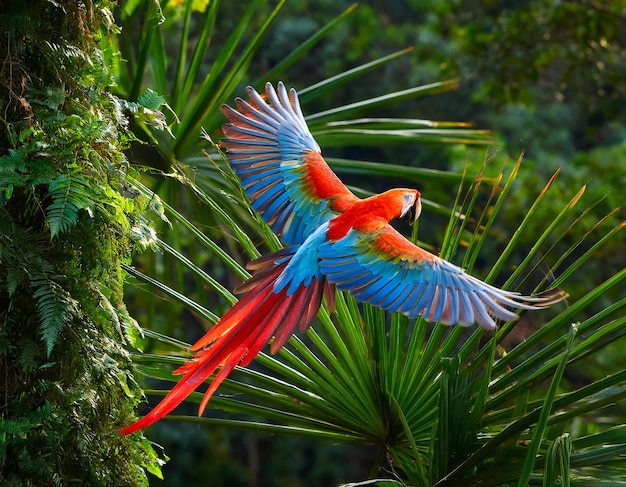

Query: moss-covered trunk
left=0, top=1, right=161, bottom=484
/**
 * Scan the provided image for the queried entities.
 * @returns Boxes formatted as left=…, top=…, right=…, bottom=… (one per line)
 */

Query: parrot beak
left=412, top=198, right=422, bottom=223
left=400, top=197, right=422, bottom=225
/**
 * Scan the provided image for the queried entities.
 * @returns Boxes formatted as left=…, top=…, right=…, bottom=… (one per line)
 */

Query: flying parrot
left=120, top=82, right=565, bottom=434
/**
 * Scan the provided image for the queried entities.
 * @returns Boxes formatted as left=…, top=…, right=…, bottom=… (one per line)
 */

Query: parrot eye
left=401, top=193, right=414, bottom=209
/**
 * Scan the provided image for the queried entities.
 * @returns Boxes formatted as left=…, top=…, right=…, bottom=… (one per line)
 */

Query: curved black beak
left=400, top=198, right=422, bottom=225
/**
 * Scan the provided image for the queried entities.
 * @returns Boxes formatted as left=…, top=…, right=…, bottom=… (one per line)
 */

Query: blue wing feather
left=222, top=82, right=564, bottom=329
left=222, top=82, right=354, bottom=245
left=396, top=280, right=427, bottom=315
left=318, top=226, right=562, bottom=329
left=386, top=282, right=414, bottom=310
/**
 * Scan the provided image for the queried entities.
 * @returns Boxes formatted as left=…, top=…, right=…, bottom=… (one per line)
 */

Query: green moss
left=0, top=1, right=165, bottom=484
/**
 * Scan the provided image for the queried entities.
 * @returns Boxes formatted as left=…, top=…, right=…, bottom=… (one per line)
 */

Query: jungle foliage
left=108, top=1, right=625, bottom=486
left=1, top=0, right=624, bottom=486
left=0, top=1, right=166, bottom=484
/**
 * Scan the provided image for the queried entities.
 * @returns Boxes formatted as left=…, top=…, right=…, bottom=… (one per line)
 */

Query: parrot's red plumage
left=120, top=82, right=565, bottom=434
left=119, top=248, right=330, bottom=435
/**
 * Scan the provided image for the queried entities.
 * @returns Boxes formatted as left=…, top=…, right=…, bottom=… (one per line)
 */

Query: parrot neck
left=326, top=188, right=418, bottom=241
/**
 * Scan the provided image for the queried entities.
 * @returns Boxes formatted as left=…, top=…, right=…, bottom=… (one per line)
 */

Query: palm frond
left=109, top=1, right=625, bottom=484
left=125, top=153, right=625, bottom=484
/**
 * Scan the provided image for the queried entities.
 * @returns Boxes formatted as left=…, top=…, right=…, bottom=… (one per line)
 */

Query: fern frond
left=0, top=210, right=42, bottom=296
left=137, top=88, right=166, bottom=111
left=5, top=258, right=28, bottom=297
left=27, top=83, right=68, bottom=111
left=18, top=339, right=41, bottom=372
left=133, top=88, right=178, bottom=135
left=0, top=148, right=27, bottom=201
left=46, top=173, right=93, bottom=239
left=30, top=277, right=80, bottom=356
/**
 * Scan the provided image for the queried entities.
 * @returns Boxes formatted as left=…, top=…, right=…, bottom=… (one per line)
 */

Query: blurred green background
left=116, top=1, right=626, bottom=485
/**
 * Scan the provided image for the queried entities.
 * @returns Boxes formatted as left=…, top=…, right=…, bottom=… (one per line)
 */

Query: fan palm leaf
left=109, top=1, right=625, bottom=484
left=124, top=150, right=625, bottom=485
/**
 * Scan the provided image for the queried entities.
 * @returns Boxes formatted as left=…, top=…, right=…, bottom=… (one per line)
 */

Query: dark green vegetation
left=0, top=1, right=165, bottom=484
left=1, top=0, right=625, bottom=485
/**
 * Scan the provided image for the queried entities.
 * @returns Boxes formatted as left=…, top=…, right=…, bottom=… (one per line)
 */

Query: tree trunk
left=0, top=1, right=162, bottom=484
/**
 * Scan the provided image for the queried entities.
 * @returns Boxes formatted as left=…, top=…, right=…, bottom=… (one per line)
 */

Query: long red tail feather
left=119, top=252, right=327, bottom=435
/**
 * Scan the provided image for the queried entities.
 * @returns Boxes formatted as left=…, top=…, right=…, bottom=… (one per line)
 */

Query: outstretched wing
left=221, top=82, right=358, bottom=246
left=318, top=225, right=565, bottom=329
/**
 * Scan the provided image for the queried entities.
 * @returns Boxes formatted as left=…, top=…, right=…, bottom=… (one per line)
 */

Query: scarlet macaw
left=120, top=82, right=564, bottom=434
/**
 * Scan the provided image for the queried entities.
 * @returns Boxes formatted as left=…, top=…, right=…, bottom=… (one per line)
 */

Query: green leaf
left=517, top=324, right=578, bottom=486
left=46, top=173, right=93, bottom=240
left=31, top=278, right=79, bottom=357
